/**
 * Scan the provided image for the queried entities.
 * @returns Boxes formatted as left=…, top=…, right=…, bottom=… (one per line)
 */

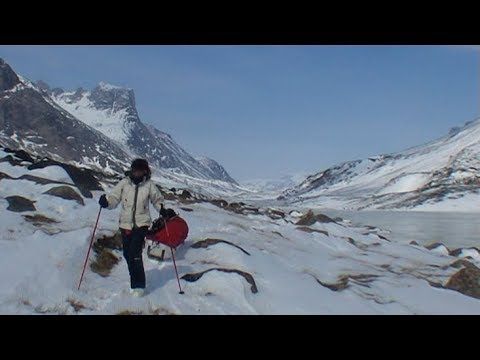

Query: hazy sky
left=0, top=45, right=478, bottom=181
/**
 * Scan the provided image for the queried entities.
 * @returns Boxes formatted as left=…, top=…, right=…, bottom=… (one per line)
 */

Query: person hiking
left=98, top=158, right=167, bottom=297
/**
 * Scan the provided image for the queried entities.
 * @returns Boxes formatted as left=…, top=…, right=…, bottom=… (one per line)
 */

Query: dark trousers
left=121, top=227, right=148, bottom=289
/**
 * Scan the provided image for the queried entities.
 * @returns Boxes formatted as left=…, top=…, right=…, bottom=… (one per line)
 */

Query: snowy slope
left=281, top=118, right=480, bottom=211
left=2, top=147, right=480, bottom=314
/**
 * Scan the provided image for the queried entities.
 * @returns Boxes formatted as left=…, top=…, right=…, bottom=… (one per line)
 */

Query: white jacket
left=106, top=177, right=164, bottom=230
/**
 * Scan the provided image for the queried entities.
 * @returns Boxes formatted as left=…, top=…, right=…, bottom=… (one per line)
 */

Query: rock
left=314, top=275, right=350, bottom=291
left=181, top=268, right=258, bottom=294
left=449, top=247, right=480, bottom=257
left=295, top=210, right=336, bottom=226
left=90, top=248, right=120, bottom=277
left=28, top=159, right=103, bottom=198
left=228, top=202, right=242, bottom=209
left=449, top=248, right=464, bottom=257
left=116, top=310, right=143, bottom=315
left=191, top=238, right=250, bottom=255
left=95, top=232, right=123, bottom=251
left=346, top=237, right=368, bottom=250
left=241, top=206, right=260, bottom=215
left=18, top=174, right=66, bottom=186
left=271, top=231, right=285, bottom=238
left=3, top=148, right=35, bottom=163
left=23, top=214, right=58, bottom=225
left=5, top=196, right=36, bottom=212
left=449, top=259, right=476, bottom=269
left=296, top=227, right=329, bottom=236
left=66, top=298, right=90, bottom=313
left=315, top=213, right=336, bottom=223
left=163, top=192, right=177, bottom=201
left=289, top=210, right=304, bottom=218
left=0, top=155, right=23, bottom=166
left=0, top=59, right=21, bottom=91
left=425, top=242, right=447, bottom=250
left=43, top=186, right=84, bottom=205
left=180, top=190, right=192, bottom=199
left=409, top=241, right=420, bottom=246
left=180, top=207, right=193, bottom=212
left=266, top=208, right=286, bottom=219
left=89, top=232, right=123, bottom=276
left=445, top=262, right=480, bottom=299
left=312, top=273, right=377, bottom=292
left=0, top=171, right=12, bottom=181
left=210, top=199, right=228, bottom=208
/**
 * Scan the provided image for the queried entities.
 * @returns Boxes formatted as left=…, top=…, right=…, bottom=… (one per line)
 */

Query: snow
left=241, top=172, right=309, bottom=194
left=3, top=83, right=25, bottom=94
left=2, top=166, right=480, bottom=314
left=0, top=162, right=73, bottom=185
left=49, top=88, right=237, bottom=184
left=98, top=82, right=130, bottom=91
left=429, top=245, right=450, bottom=256
left=29, top=166, right=74, bottom=184
left=52, top=92, right=131, bottom=146
left=282, top=118, right=480, bottom=212
left=149, top=170, right=248, bottom=200
left=414, top=193, right=480, bottom=212
left=289, top=211, right=304, bottom=218
left=377, top=173, right=432, bottom=195
left=456, top=248, right=480, bottom=261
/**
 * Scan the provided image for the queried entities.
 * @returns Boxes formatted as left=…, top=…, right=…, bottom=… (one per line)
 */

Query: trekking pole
left=77, top=207, right=102, bottom=290
left=163, top=218, right=184, bottom=294
left=170, top=247, right=184, bottom=294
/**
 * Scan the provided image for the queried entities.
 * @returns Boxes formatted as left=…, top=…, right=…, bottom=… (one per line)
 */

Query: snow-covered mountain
left=281, top=118, right=480, bottom=211
left=196, top=156, right=237, bottom=184
left=3, top=144, right=480, bottom=314
left=241, top=173, right=309, bottom=194
left=0, top=59, right=131, bottom=173
left=0, top=58, right=249, bottom=200
left=49, top=81, right=236, bottom=183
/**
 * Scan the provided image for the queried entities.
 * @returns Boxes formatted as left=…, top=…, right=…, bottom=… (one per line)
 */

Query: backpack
left=146, top=210, right=189, bottom=249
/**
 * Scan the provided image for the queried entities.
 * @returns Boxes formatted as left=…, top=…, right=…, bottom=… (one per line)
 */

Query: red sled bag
left=146, top=215, right=189, bottom=248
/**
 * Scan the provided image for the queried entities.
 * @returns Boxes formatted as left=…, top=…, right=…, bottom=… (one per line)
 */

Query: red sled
left=146, top=216, right=189, bottom=249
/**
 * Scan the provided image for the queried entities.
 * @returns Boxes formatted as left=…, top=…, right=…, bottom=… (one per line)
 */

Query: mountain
left=280, top=118, right=480, bottom=211
left=241, top=173, right=309, bottom=193
left=0, top=59, right=131, bottom=173
left=196, top=156, right=238, bottom=184
left=50, top=82, right=237, bottom=183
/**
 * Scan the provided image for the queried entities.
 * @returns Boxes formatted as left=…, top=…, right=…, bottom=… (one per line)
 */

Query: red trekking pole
left=77, top=207, right=102, bottom=290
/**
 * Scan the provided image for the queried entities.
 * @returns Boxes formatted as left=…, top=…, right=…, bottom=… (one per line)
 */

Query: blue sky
left=0, top=45, right=478, bottom=181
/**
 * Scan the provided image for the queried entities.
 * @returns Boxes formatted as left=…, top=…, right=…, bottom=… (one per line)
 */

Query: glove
left=159, top=203, right=168, bottom=218
left=99, top=194, right=109, bottom=208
